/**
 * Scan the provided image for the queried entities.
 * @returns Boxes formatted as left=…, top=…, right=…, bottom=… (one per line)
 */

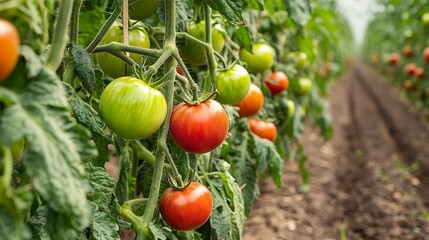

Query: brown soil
left=243, top=63, right=429, bottom=240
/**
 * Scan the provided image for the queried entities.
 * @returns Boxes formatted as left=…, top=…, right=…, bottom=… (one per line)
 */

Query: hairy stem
left=86, top=6, right=122, bottom=53
left=46, top=0, right=75, bottom=71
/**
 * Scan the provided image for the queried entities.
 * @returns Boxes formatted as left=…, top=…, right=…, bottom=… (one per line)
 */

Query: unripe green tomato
left=215, top=64, right=251, bottom=105
left=96, top=22, right=150, bottom=78
left=100, top=77, right=167, bottom=139
left=180, top=21, right=226, bottom=66
left=129, top=0, right=158, bottom=20
left=240, top=43, right=276, bottom=74
left=422, top=12, right=429, bottom=26
left=296, top=78, right=312, bottom=95
left=285, top=99, right=295, bottom=118
left=295, top=52, right=309, bottom=70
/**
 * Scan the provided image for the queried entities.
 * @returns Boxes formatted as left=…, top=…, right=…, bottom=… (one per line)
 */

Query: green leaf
left=0, top=207, right=31, bottom=240
left=149, top=223, right=166, bottom=240
left=92, top=212, right=120, bottom=240
left=0, top=66, right=97, bottom=240
left=283, top=0, right=311, bottom=27
left=69, top=43, right=96, bottom=94
left=252, top=136, right=283, bottom=188
left=208, top=169, right=245, bottom=240
left=234, top=26, right=253, bottom=52
left=64, top=82, right=110, bottom=166
left=86, top=164, right=116, bottom=208
left=27, top=206, right=49, bottom=240
left=115, top=143, right=132, bottom=204
left=202, top=0, right=245, bottom=25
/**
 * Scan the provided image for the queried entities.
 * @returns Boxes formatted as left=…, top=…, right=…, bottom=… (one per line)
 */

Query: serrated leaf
left=297, top=144, right=309, bottom=192
left=92, top=212, right=120, bottom=240
left=64, top=82, right=110, bottom=166
left=0, top=66, right=97, bottom=240
left=86, top=164, right=116, bottom=207
left=202, top=0, right=245, bottom=25
left=283, top=0, right=311, bottom=27
left=148, top=223, right=166, bottom=240
left=27, top=206, right=50, bottom=240
left=252, top=136, right=283, bottom=188
left=69, top=43, right=96, bottom=94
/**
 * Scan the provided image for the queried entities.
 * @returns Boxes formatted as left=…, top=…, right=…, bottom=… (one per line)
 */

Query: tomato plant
left=169, top=99, right=229, bottom=154
left=100, top=76, right=167, bottom=139
left=234, top=83, right=264, bottom=117
left=389, top=53, right=401, bottom=66
left=128, top=0, right=158, bottom=20
left=0, top=0, right=353, bottom=239
left=263, top=71, right=289, bottom=95
left=0, top=19, right=20, bottom=81
left=96, top=21, right=150, bottom=78
left=247, top=119, right=277, bottom=142
left=240, top=43, right=275, bottom=74
left=215, top=64, right=251, bottom=105
left=180, top=20, right=225, bottom=66
left=159, top=182, right=213, bottom=231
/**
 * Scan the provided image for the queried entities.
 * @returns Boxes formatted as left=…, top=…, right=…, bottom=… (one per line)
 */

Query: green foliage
left=0, top=0, right=353, bottom=239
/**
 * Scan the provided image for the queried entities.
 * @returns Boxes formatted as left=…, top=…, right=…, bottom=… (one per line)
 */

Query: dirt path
left=243, top=63, right=429, bottom=240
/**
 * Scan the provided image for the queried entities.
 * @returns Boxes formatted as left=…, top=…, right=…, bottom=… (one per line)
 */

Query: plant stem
left=138, top=0, right=177, bottom=238
left=203, top=4, right=217, bottom=94
left=94, top=43, right=161, bottom=58
left=86, top=6, right=122, bottom=53
left=45, top=0, right=75, bottom=71
left=70, top=0, right=83, bottom=44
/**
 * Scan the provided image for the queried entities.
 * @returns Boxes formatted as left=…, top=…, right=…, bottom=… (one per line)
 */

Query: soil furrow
left=244, top=64, right=429, bottom=240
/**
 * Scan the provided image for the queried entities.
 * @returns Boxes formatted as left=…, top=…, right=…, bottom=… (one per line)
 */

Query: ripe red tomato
left=234, top=83, right=264, bottom=117
left=405, top=63, right=417, bottom=76
left=129, top=0, right=158, bottom=20
left=0, top=19, right=20, bottom=81
left=96, top=21, right=150, bottom=78
left=415, top=67, right=425, bottom=79
left=160, top=182, right=213, bottom=231
left=240, top=43, right=276, bottom=74
left=403, top=45, right=412, bottom=58
left=100, top=77, right=167, bottom=139
left=247, top=119, right=277, bottom=142
left=180, top=20, right=226, bottom=66
left=215, top=64, right=251, bottom=105
left=263, top=71, right=289, bottom=95
left=423, top=48, right=429, bottom=63
left=389, top=53, right=401, bottom=66
left=170, top=99, right=229, bottom=154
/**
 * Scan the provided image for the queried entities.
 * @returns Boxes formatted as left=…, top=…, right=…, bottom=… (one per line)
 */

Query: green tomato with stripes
left=215, top=64, right=251, bottom=105
left=100, top=77, right=167, bottom=139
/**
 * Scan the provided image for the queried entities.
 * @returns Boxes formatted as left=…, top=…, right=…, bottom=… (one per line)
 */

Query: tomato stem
left=138, top=0, right=177, bottom=238
left=94, top=42, right=161, bottom=58
left=203, top=4, right=217, bottom=95
left=159, top=143, right=184, bottom=188
left=144, top=44, right=176, bottom=81
left=86, top=6, right=122, bottom=53
left=45, top=0, right=75, bottom=71
left=0, top=145, right=13, bottom=194
left=70, top=0, right=83, bottom=44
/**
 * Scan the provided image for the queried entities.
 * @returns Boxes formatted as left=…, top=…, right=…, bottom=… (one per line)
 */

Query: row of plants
left=0, top=0, right=352, bottom=239
left=363, top=0, right=429, bottom=115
